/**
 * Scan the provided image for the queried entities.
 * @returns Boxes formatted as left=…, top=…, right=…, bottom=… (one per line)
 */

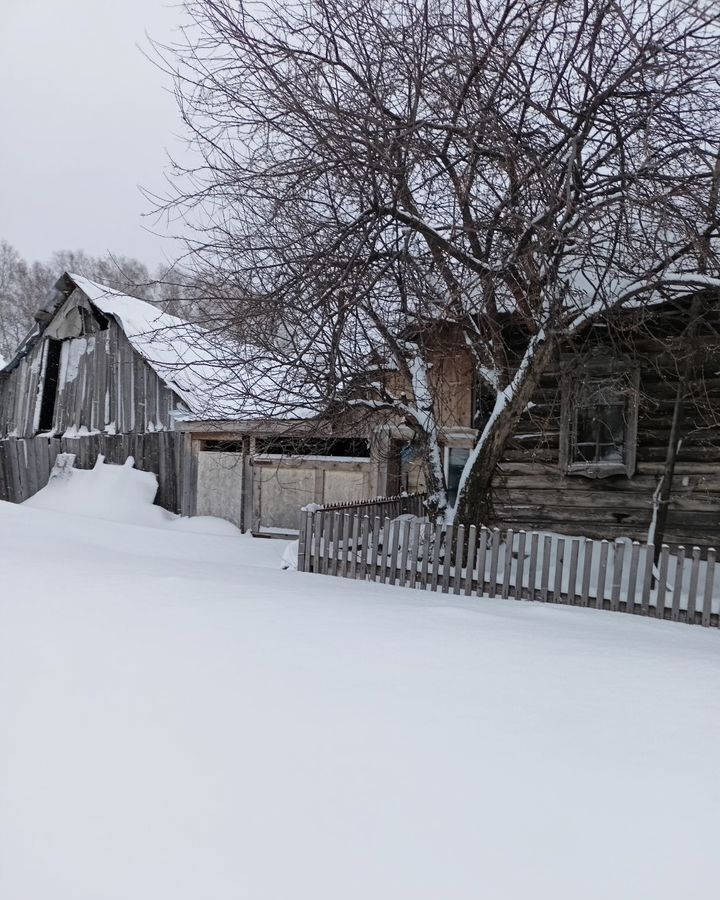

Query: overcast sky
left=0, top=0, right=185, bottom=268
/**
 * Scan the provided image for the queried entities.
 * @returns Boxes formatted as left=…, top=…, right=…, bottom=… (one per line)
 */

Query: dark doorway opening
left=38, top=339, right=62, bottom=432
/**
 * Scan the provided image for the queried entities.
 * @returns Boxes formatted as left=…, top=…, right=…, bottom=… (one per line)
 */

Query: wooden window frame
left=559, top=356, right=639, bottom=479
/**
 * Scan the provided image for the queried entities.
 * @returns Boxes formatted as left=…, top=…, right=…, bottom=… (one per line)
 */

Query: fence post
left=640, top=543, right=654, bottom=614
left=408, top=520, right=421, bottom=590
left=514, top=531, right=526, bottom=600
left=476, top=527, right=489, bottom=597
left=501, top=529, right=514, bottom=599
left=580, top=539, right=593, bottom=607
left=567, top=539, right=579, bottom=604
left=527, top=531, right=538, bottom=601
left=488, top=528, right=501, bottom=597
left=553, top=537, right=565, bottom=603
left=441, top=524, right=454, bottom=593
left=596, top=540, right=609, bottom=609
left=610, top=541, right=625, bottom=612
left=297, top=511, right=309, bottom=572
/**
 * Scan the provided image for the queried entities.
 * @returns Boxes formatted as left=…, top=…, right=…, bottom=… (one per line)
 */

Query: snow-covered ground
left=1, top=463, right=719, bottom=899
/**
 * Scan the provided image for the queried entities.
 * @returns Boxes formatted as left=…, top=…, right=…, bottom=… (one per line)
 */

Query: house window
left=561, top=363, right=639, bottom=478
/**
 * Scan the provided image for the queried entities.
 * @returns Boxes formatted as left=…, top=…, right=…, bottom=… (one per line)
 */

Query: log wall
left=493, top=313, right=720, bottom=549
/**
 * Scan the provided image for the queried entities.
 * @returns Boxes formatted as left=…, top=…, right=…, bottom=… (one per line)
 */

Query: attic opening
left=38, top=339, right=62, bottom=432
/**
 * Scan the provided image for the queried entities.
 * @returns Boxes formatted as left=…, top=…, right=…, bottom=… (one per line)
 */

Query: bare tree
left=158, top=0, right=720, bottom=522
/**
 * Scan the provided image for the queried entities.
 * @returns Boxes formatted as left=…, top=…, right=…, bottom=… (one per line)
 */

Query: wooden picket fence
left=297, top=509, right=720, bottom=628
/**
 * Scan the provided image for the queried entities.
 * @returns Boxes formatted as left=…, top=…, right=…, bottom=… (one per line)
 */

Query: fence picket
left=430, top=523, right=443, bottom=592
left=464, top=526, right=477, bottom=596
left=297, top=512, right=308, bottom=573
left=340, top=514, right=352, bottom=577
left=501, top=529, right=514, bottom=599
left=370, top=517, right=381, bottom=580
left=655, top=545, right=670, bottom=620
left=514, top=531, right=526, bottom=600
left=540, top=535, right=551, bottom=602
left=610, top=541, right=625, bottom=612
left=528, top=532, right=539, bottom=601
left=387, top=518, right=400, bottom=586
left=580, top=539, right=593, bottom=607
left=595, top=540, right=609, bottom=609
left=441, top=525, right=454, bottom=593
left=421, top=522, right=433, bottom=589
left=453, top=525, right=465, bottom=595
left=321, top=512, right=333, bottom=575
left=330, top=513, right=342, bottom=577
left=626, top=541, right=641, bottom=613
left=567, top=538, right=579, bottom=604
left=553, top=538, right=565, bottom=603
left=349, top=514, right=360, bottom=579
left=398, top=519, right=411, bottom=588
left=671, top=546, right=685, bottom=622
left=702, top=548, right=716, bottom=627
left=408, top=521, right=420, bottom=589
left=476, top=527, right=489, bottom=596
left=488, top=529, right=501, bottom=597
left=358, top=516, right=370, bottom=580
left=640, top=544, right=654, bottom=614
left=687, top=546, right=701, bottom=624
left=380, top=517, right=391, bottom=584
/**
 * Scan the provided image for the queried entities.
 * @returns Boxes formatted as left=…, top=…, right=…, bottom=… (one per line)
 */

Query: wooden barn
left=0, top=272, right=386, bottom=533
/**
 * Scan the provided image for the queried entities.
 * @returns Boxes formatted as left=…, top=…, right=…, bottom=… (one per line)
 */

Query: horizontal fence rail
left=304, top=492, right=427, bottom=522
left=297, top=509, right=720, bottom=629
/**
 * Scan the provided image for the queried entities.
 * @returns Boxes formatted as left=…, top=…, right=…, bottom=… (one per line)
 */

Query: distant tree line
left=0, top=240, right=202, bottom=362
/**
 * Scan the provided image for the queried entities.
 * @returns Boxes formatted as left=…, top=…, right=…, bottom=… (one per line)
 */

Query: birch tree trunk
left=453, top=335, right=556, bottom=527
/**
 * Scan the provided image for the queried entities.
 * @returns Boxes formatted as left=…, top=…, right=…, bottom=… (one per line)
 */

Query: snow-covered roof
left=67, top=274, right=321, bottom=422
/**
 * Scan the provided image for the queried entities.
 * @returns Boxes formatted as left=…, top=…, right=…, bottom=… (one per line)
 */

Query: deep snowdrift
left=1, top=467, right=719, bottom=900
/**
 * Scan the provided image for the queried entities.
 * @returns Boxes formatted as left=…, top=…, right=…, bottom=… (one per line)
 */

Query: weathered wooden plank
left=380, top=516, right=392, bottom=584
left=686, top=546, right=701, bottom=624
left=527, top=531, right=539, bottom=600
left=370, top=516, right=381, bottom=581
left=330, top=512, right=342, bottom=577
left=553, top=538, right=565, bottom=603
left=430, top=523, right=443, bottom=592
left=514, top=531, right=526, bottom=600
left=349, top=513, right=360, bottom=579
left=398, top=519, right=411, bottom=588
left=655, top=545, right=670, bottom=620
left=441, top=524, right=454, bottom=593
left=297, top=511, right=309, bottom=572
left=358, top=515, right=370, bottom=580
left=567, top=538, right=580, bottom=603
left=408, top=520, right=421, bottom=590
left=671, top=547, right=686, bottom=622
left=626, top=541, right=641, bottom=613
left=701, top=548, right=716, bottom=627
left=580, top=539, right=593, bottom=606
left=453, top=525, right=465, bottom=595
left=640, top=544, right=654, bottom=614
left=610, top=541, right=625, bottom=612
left=464, top=525, right=477, bottom=596
left=540, top=535, right=552, bottom=602
left=420, top=522, right=433, bottom=589
left=340, top=513, right=352, bottom=577
left=596, top=540, right=609, bottom=609
left=501, top=529, right=514, bottom=599
left=476, top=527, right=489, bottom=596
left=488, top=529, right=501, bottom=596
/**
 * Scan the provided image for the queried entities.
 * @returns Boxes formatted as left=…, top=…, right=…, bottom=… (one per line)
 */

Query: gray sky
left=0, top=0, right=184, bottom=268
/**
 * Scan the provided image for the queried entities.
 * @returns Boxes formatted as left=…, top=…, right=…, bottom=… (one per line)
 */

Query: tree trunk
left=453, top=335, right=556, bottom=527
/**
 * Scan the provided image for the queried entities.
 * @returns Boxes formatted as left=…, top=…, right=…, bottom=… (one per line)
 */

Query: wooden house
left=393, top=293, right=720, bottom=548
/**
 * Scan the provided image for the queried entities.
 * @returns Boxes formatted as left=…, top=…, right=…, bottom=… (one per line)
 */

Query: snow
left=2, top=465, right=720, bottom=899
